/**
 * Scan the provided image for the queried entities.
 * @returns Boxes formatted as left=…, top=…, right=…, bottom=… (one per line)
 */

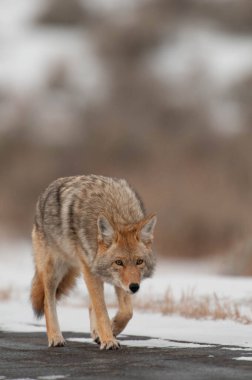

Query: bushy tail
left=30, top=271, right=44, bottom=318
left=30, top=268, right=79, bottom=318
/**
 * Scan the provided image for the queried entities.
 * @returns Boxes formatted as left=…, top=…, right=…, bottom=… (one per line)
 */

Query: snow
left=38, top=376, right=67, bottom=380
left=1, top=241, right=252, bottom=354
left=142, top=260, right=252, bottom=301
left=68, top=337, right=211, bottom=349
left=2, top=299, right=252, bottom=348
left=224, top=347, right=252, bottom=351
left=130, top=313, right=252, bottom=348
left=233, top=357, right=252, bottom=362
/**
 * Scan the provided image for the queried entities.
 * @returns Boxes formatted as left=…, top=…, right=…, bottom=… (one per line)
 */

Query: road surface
left=0, top=331, right=252, bottom=379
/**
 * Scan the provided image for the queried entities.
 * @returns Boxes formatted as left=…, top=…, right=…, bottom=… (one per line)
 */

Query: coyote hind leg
left=43, top=253, right=66, bottom=347
left=32, top=230, right=65, bottom=346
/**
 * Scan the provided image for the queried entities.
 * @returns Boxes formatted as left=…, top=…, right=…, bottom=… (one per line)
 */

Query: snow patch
left=233, top=356, right=252, bottom=361
left=223, top=347, right=252, bottom=351
left=67, top=337, right=212, bottom=349
left=8, top=378, right=35, bottom=380
left=117, top=339, right=211, bottom=349
left=38, top=376, right=67, bottom=380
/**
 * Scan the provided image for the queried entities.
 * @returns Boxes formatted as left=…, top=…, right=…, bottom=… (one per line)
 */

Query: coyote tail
left=30, top=268, right=79, bottom=318
left=30, top=271, right=44, bottom=318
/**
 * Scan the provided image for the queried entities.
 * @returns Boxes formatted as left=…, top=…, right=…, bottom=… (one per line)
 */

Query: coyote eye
left=136, top=259, right=143, bottom=265
left=115, top=260, right=123, bottom=266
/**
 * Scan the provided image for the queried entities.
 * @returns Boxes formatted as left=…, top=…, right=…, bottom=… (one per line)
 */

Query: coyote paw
left=48, top=334, right=66, bottom=347
left=100, top=338, right=121, bottom=350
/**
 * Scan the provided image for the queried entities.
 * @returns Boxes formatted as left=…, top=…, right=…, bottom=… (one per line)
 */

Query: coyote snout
left=30, top=175, right=157, bottom=350
left=129, top=283, right=139, bottom=293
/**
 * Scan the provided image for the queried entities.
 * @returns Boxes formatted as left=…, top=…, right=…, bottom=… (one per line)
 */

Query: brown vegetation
left=136, top=289, right=252, bottom=325
left=62, top=288, right=252, bottom=325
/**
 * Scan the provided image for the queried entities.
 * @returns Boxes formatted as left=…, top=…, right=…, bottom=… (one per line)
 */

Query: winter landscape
left=1, top=242, right=252, bottom=350
left=1, top=0, right=252, bottom=378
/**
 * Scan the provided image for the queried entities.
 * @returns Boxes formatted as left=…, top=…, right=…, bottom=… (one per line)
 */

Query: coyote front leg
left=111, top=287, right=133, bottom=336
left=82, top=262, right=120, bottom=350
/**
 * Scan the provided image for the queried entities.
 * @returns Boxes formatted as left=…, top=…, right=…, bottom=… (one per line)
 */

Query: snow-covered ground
left=1, top=240, right=252, bottom=356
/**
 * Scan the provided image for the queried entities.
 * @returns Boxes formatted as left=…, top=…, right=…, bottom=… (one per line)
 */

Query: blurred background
left=1, top=0, right=252, bottom=274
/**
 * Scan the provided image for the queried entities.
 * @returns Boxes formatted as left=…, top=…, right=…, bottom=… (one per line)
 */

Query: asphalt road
left=0, top=331, right=252, bottom=380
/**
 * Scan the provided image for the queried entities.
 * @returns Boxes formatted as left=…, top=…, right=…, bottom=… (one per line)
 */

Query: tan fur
left=30, top=270, right=44, bottom=318
left=111, top=287, right=133, bottom=336
left=30, top=175, right=157, bottom=350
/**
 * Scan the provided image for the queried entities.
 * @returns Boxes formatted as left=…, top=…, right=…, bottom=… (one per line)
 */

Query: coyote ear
left=140, top=214, right=157, bottom=244
left=97, top=215, right=114, bottom=244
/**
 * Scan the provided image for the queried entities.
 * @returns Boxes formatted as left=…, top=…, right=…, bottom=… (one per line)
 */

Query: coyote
left=30, top=175, right=157, bottom=350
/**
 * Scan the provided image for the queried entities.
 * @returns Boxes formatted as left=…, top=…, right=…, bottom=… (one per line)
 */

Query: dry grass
left=134, top=288, right=252, bottom=325
left=62, top=287, right=252, bottom=325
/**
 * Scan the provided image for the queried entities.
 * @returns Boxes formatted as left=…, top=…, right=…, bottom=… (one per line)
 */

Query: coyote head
left=92, top=214, right=157, bottom=294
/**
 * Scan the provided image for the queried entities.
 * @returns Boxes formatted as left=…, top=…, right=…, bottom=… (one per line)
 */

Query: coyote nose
left=129, top=283, right=139, bottom=293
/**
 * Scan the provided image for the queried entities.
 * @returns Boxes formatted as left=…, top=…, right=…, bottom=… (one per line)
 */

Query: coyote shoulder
left=31, top=175, right=157, bottom=350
